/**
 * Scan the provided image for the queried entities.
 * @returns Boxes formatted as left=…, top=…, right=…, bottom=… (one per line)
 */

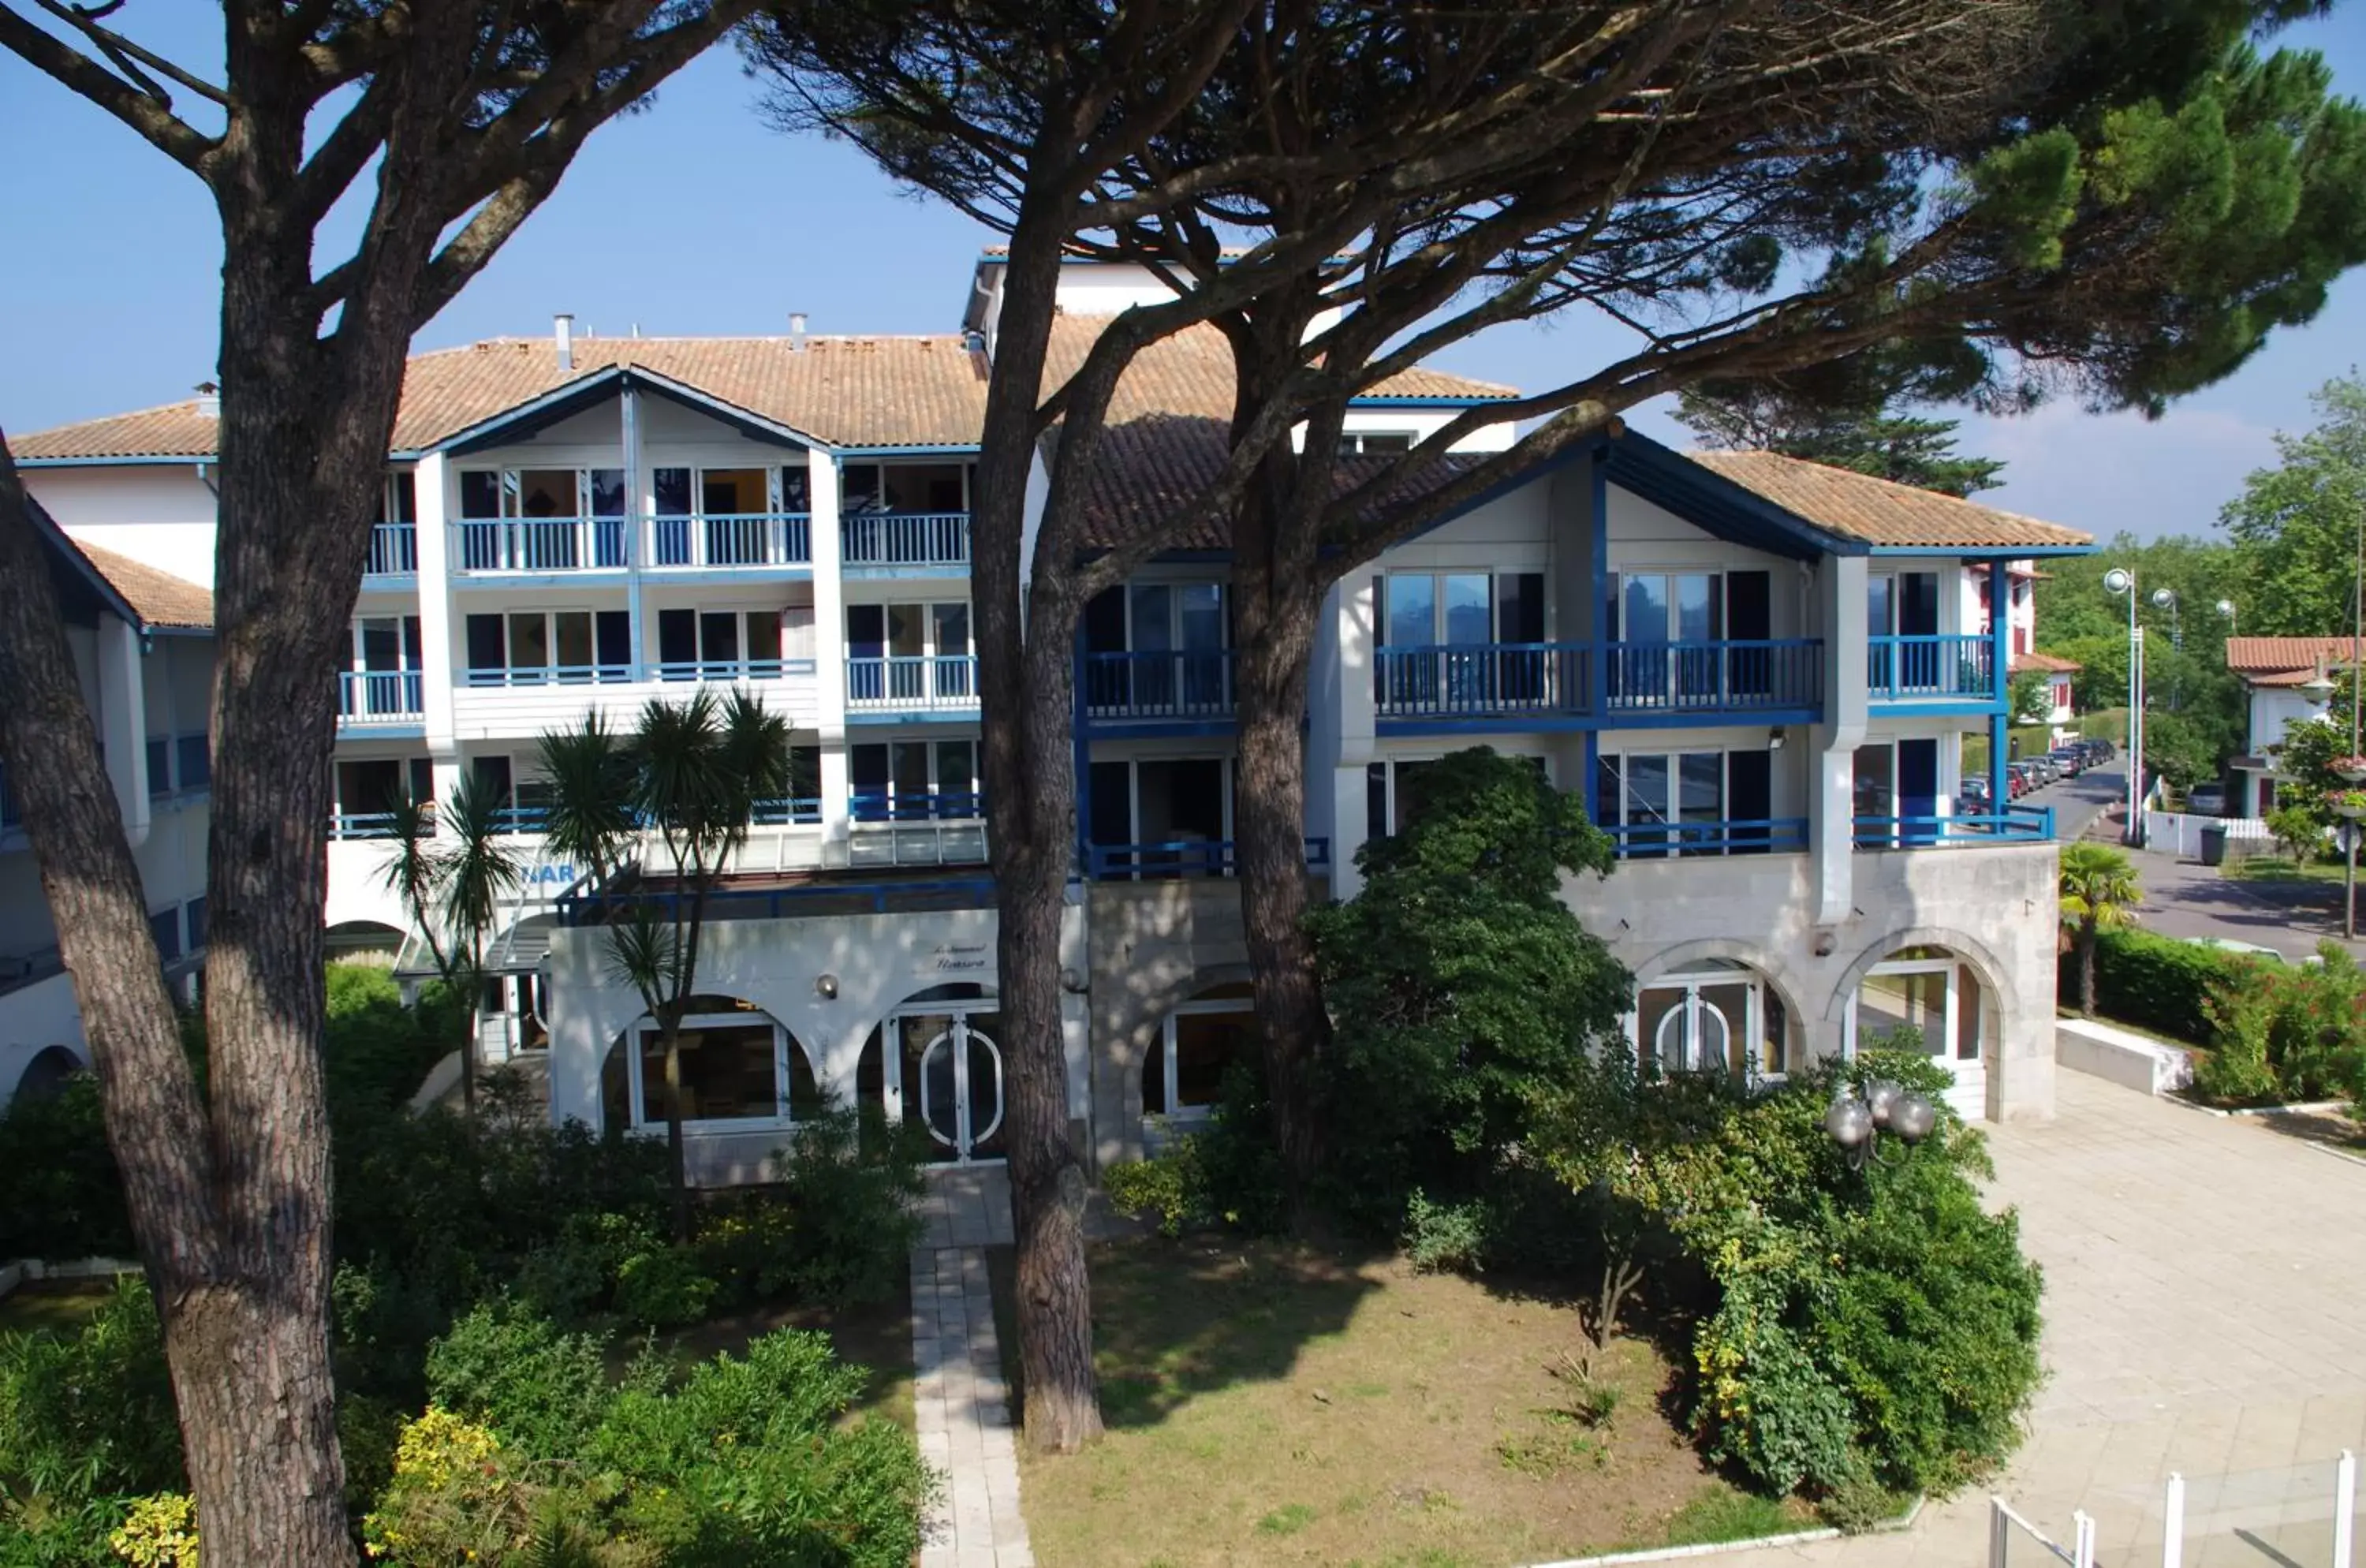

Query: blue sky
left=6, top=9, right=2366, bottom=543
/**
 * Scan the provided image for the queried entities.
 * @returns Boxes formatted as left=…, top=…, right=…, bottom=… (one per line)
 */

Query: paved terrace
left=1714, top=1070, right=2366, bottom=1567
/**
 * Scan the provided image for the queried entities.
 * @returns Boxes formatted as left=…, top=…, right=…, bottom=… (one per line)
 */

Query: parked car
left=2186, top=782, right=2226, bottom=816
left=2048, top=747, right=2084, bottom=778
left=2029, top=757, right=2058, bottom=786
left=2006, top=763, right=2035, bottom=798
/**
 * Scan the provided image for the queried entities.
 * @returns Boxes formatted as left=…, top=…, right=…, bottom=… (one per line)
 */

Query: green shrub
left=2196, top=976, right=2286, bottom=1104
left=755, top=1105, right=924, bottom=1308
left=422, top=1303, right=618, bottom=1463
left=2196, top=943, right=2366, bottom=1105
left=0, top=1278, right=181, bottom=1508
left=2065, top=929, right=2250, bottom=1046
left=0, top=1076, right=132, bottom=1262
left=1101, top=1144, right=1206, bottom=1238
left=1401, top=1189, right=1490, bottom=1274
left=612, top=1245, right=718, bottom=1329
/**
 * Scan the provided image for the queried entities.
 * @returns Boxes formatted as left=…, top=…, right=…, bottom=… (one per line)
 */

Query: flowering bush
left=2200, top=943, right=2366, bottom=1105
left=107, top=1493, right=198, bottom=1567
left=360, top=1407, right=533, bottom=1564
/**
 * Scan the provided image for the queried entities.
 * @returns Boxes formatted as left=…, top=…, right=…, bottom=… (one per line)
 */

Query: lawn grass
left=998, top=1236, right=1803, bottom=1568
left=2222, top=854, right=2349, bottom=888
left=0, top=1280, right=117, bottom=1339
left=656, top=1279, right=916, bottom=1430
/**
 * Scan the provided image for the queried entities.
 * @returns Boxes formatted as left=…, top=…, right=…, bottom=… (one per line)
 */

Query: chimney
left=193, top=381, right=220, bottom=419
left=789, top=312, right=808, bottom=353
left=554, top=312, right=575, bottom=371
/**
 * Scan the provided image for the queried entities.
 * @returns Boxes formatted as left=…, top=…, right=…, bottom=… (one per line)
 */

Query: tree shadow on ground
left=983, top=1232, right=1386, bottom=1430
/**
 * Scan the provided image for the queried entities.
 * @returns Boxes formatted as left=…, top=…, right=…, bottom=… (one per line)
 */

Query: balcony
left=364, top=522, right=418, bottom=579
left=1603, top=817, right=1811, bottom=859
left=453, top=517, right=629, bottom=574
left=1853, top=806, right=2054, bottom=847
left=841, top=511, right=970, bottom=572
left=1375, top=640, right=1823, bottom=726
left=458, top=659, right=818, bottom=688
left=1088, top=838, right=1331, bottom=880
left=644, top=513, right=810, bottom=571
left=845, top=655, right=979, bottom=717
left=1083, top=650, right=1236, bottom=723
left=1867, top=635, right=1997, bottom=704
left=451, top=659, right=822, bottom=732
left=338, top=670, right=424, bottom=725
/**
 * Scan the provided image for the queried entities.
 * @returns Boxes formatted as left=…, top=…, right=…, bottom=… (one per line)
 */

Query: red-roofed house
left=2222, top=636, right=2364, bottom=816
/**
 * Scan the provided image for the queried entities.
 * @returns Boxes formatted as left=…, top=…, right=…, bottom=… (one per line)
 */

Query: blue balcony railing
left=645, top=513, right=811, bottom=569
left=1088, top=838, right=1331, bottom=880
left=1376, top=639, right=1823, bottom=722
left=1603, top=817, right=1812, bottom=859
left=453, top=517, right=628, bottom=573
left=365, top=522, right=418, bottom=577
left=842, top=510, right=970, bottom=569
left=338, top=670, right=424, bottom=722
left=849, top=790, right=984, bottom=823
left=1853, top=806, right=2054, bottom=848
left=1083, top=649, right=1236, bottom=720
left=846, top=654, right=978, bottom=711
left=1867, top=635, right=1996, bottom=703
left=751, top=797, right=826, bottom=826
left=464, top=663, right=636, bottom=687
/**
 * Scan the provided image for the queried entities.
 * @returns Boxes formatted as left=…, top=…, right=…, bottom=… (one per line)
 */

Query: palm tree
left=543, top=689, right=793, bottom=1237
left=377, top=771, right=524, bottom=1114
left=2059, top=842, right=2144, bottom=1019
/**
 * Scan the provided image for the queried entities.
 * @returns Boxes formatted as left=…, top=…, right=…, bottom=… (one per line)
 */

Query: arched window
left=11, top=1045, right=84, bottom=1104
left=1632, top=961, right=1788, bottom=1081
left=598, top=995, right=821, bottom=1131
left=1849, top=946, right=1987, bottom=1109
left=1144, top=981, right=1259, bottom=1120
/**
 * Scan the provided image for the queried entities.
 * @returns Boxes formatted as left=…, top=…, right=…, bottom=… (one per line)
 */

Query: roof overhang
left=1603, top=431, right=1867, bottom=561
left=428, top=364, right=834, bottom=457
left=26, top=498, right=146, bottom=632
left=15, top=453, right=216, bottom=469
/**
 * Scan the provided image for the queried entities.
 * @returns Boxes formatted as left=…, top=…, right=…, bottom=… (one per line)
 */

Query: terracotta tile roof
left=1687, top=450, right=2092, bottom=550
left=74, top=539, right=211, bottom=629
left=2226, top=636, right=2366, bottom=678
left=18, top=317, right=1511, bottom=467
left=2010, top=651, right=2081, bottom=674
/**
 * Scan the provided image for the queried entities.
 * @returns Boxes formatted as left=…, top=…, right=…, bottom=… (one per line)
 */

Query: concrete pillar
left=808, top=447, right=849, bottom=849
left=1809, top=555, right=1868, bottom=928
left=413, top=452, right=458, bottom=752
left=1329, top=574, right=1379, bottom=897
left=96, top=616, right=151, bottom=848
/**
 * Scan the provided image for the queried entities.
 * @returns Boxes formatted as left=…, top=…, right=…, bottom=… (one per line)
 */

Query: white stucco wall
left=27, top=465, right=221, bottom=588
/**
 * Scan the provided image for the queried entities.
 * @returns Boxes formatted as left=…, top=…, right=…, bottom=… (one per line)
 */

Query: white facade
left=12, top=256, right=2084, bottom=1151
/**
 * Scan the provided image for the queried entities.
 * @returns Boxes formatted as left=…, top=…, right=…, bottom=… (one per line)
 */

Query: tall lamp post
left=2217, top=599, right=2237, bottom=640
left=2152, top=588, right=2181, bottom=710
left=2105, top=569, right=2145, bottom=847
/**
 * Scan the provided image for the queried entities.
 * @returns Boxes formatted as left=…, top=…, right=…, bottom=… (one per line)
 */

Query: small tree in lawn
left=2058, top=843, right=2143, bottom=1018
left=377, top=774, right=524, bottom=1117
left=541, top=691, right=792, bottom=1240
left=1305, top=749, right=1630, bottom=1232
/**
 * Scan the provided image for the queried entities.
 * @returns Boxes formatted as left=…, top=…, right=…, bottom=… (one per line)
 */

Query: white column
left=1809, top=555, right=1868, bottom=928
left=807, top=447, right=849, bottom=848
left=412, top=452, right=459, bottom=760
left=1327, top=576, right=1379, bottom=898
left=96, top=615, right=151, bottom=848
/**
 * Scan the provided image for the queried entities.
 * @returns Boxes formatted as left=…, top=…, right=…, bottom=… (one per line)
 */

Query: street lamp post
left=2105, top=569, right=2145, bottom=847
left=2217, top=599, right=2237, bottom=640
left=2152, top=588, right=2181, bottom=709
left=2340, top=760, right=2366, bottom=942
left=1825, top=1078, right=1939, bottom=1170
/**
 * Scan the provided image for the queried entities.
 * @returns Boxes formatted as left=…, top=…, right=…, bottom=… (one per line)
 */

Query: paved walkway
left=1708, top=1069, right=2366, bottom=1566
left=913, top=1167, right=1027, bottom=1568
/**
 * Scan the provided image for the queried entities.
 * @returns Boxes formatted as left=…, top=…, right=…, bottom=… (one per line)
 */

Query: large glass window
left=1634, top=962, right=1787, bottom=1080
left=1144, top=983, right=1260, bottom=1120
left=601, top=1002, right=820, bottom=1130
left=465, top=610, right=630, bottom=683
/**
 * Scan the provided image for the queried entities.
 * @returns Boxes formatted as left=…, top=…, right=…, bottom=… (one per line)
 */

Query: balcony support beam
left=412, top=451, right=457, bottom=757
left=1810, top=555, right=1868, bottom=934
left=1989, top=558, right=2013, bottom=811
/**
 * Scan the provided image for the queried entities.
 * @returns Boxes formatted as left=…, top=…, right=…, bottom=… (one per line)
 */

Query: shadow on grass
left=983, top=1234, right=1387, bottom=1431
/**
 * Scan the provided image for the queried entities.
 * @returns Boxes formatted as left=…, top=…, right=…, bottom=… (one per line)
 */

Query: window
left=1595, top=749, right=1777, bottom=857
left=378, top=471, right=417, bottom=525
left=599, top=1002, right=821, bottom=1129
left=852, top=740, right=978, bottom=819
left=1365, top=756, right=1541, bottom=839
left=1338, top=431, right=1415, bottom=455
left=147, top=737, right=173, bottom=798
left=183, top=897, right=207, bottom=954
left=656, top=608, right=782, bottom=676
left=177, top=735, right=210, bottom=791
left=1633, top=962, right=1787, bottom=1080
left=649, top=466, right=810, bottom=566
left=1375, top=571, right=1546, bottom=710
left=840, top=462, right=969, bottom=514
left=456, top=468, right=626, bottom=569
left=846, top=601, right=975, bottom=706
left=465, top=610, right=631, bottom=684
left=149, top=908, right=182, bottom=963
left=1144, top=983, right=1260, bottom=1119
left=335, top=758, right=432, bottom=827
left=1851, top=948, right=1985, bottom=1070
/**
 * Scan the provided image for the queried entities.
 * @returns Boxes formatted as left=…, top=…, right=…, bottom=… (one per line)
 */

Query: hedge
left=2058, top=929, right=2248, bottom=1046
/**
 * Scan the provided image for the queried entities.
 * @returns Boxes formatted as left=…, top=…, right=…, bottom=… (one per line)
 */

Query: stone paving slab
left=1700, top=1070, right=2366, bottom=1567
left=911, top=1241, right=1031, bottom=1568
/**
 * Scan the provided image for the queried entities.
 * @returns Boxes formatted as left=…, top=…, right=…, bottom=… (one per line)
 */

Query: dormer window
left=1339, top=431, right=1415, bottom=455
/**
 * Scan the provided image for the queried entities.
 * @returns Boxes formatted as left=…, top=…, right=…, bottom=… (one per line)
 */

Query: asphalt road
left=2025, top=762, right=2125, bottom=844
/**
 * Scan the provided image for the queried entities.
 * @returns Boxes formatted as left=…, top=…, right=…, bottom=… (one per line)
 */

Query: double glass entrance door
left=895, top=1005, right=1006, bottom=1162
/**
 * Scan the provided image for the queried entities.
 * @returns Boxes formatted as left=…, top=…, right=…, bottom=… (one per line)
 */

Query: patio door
left=895, top=1004, right=1006, bottom=1163
left=1850, top=947, right=1987, bottom=1118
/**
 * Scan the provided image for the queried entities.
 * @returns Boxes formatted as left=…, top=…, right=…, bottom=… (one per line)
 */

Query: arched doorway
left=598, top=994, right=822, bottom=1133
left=1845, top=945, right=1991, bottom=1116
left=1631, top=960, right=1789, bottom=1082
left=11, top=1044, right=84, bottom=1103
left=1143, top=980, right=1259, bottom=1136
left=858, top=983, right=1005, bottom=1163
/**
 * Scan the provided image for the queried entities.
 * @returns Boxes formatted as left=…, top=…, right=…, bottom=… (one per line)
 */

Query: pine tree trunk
left=2081, top=929, right=2099, bottom=1019
left=666, top=1032, right=692, bottom=1241
left=972, top=211, right=1100, bottom=1452
left=1229, top=569, right=1328, bottom=1215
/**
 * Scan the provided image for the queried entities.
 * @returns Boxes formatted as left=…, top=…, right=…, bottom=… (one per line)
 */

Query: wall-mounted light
left=815, top=973, right=838, bottom=1000
left=1813, top=928, right=1837, bottom=957
left=1059, top=967, right=1088, bottom=995
left=1768, top=726, right=1787, bottom=751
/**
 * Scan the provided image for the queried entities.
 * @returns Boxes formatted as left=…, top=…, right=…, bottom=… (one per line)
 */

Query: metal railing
left=1853, top=805, right=2054, bottom=848
left=1868, top=633, right=1996, bottom=701
left=1088, top=837, right=1331, bottom=880
left=1375, top=639, right=1823, bottom=721
left=330, top=812, right=403, bottom=840
left=845, top=654, right=978, bottom=710
left=841, top=510, right=970, bottom=568
left=338, top=670, right=425, bottom=721
left=849, top=790, right=985, bottom=822
left=457, top=659, right=817, bottom=687
left=750, top=797, right=826, bottom=826
left=365, top=522, right=418, bottom=577
left=453, top=517, right=629, bottom=573
left=644, top=513, right=811, bottom=569
left=1082, top=649, right=1237, bottom=720
left=1603, top=816, right=1811, bottom=858
left=651, top=657, right=816, bottom=684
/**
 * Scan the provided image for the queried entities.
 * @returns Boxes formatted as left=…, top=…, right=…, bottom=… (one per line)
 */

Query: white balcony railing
left=845, top=654, right=979, bottom=711
left=841, top=511, right=969, bottom=569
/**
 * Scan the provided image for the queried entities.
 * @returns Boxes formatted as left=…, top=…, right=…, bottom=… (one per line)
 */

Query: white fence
left=2141, top=810, right=2274, bottom=861
left=1997, top=1450, right=2363, bottom=1567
